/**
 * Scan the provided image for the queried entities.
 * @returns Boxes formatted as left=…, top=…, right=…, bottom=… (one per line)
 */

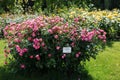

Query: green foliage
left=0, top=0, right=15, bottom=13
left=0, top=0, right=93, bottom=14
left=99, top=17, right=120, bottom=40
left=0, top=17, right=6, bottom=38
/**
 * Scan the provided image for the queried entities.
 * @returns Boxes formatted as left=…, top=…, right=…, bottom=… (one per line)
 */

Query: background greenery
left=0, top=0, right=120, bottom=14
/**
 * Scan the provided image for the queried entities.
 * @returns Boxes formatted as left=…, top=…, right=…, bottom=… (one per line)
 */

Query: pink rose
left=71, top=42, right=75, bottom=47
left=103, top=40, right=106, bottom=43
left=63, top=54, right=66, bottom=57
left=15, top=45, right=21, bottom=52
left=39, top=38, right=43, bottom=42
left=77, top=52, right=81, bottom=55
left=76, top=54, right=79, bottom=58
left=59, top=30, right=63, bottom=34
left=20, top=64, right=25, bottom=69
left=33, top=44, right=40, bottom=50
left=32, top=32, right=36, bottom=37
left=29, top=55, right=34, bottom=59
left=19, top=51, right=24, bottom=56
left=61, top=54, right=66, bottom=59
left=56, top=46, right=60, bottom=50
left=41, top=42, right=45, bottom=47
left=74, top=18, right=79, bottom=23
left=48, top=29, right=53, bottom=34
left=14, top=38, right=21, bottom=43
left=54, top=35, right=58, bottom=39
left=22, top=48, right=27, bottom=52
left=48, top=54, right=52, bottom=58
left=28, top=37, right=32, bottom=41
left=62, top=55, right=65, bottom=59
left=35, top=55, right=40, bottom=60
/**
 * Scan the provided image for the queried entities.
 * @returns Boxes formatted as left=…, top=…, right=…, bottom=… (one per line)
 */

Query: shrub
left=4, top=16, right=106, bottom=73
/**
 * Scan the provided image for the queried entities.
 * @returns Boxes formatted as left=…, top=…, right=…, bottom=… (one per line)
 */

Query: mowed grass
left=0, top=39, right=6, bottom=65
left=0, top=39, right=120, bottom=80
left=85, top=41, right=120, bottom=80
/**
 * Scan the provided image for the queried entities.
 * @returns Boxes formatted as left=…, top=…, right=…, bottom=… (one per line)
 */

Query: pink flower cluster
left=14, top=38, right=21, bottom=43
left=70, top=28, right=78, bottom=41
left=62, top=54, right=66, bottom=59
left=81, top=29, right=96, bottom=42
left=29, top=54, right=41, bottom=60
left=76, top=52, right=81, bottom=58
left=33, top=38, right=45, bottom=49
left=33, top=38, right=41, bottom=49
left=97, top=29, right=107, bottom=42
left=49, top=16, right=64, bottom=24
left=81, top=29, right=106, bottom=42
left=48, top=26, right=62, bottom=34
left=15, top=45, right=28, bottom=56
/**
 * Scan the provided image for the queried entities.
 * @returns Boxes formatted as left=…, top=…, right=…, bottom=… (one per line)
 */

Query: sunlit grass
left=85, top=41, right=120, bottom=80
left=0, top=39, right=6, bottom=65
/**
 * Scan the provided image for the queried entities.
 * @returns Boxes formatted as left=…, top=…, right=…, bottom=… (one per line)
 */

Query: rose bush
left=4, top=16, right=106, bottom=73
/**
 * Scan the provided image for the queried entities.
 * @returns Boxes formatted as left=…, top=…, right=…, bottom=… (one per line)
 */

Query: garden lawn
left=0, top=39, right=6, bottom=65
left=0, top=40, right=120, bottom=80
left=85, top=41, right=120, bottom=80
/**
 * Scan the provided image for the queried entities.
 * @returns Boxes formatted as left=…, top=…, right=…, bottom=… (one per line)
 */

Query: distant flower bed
left=1, top=8, right=120, bottom=40
left=57, top=8, right=120, bottom=40
left=4, top=16, right=106, bottom=73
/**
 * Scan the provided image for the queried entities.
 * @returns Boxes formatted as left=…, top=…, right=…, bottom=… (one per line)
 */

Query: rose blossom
left=41, top=42, right=45, bottom=47
left=39, top=38, right=43, bottom=42
left=14, top=38, right=21, bottom=43
left=48, top=54, right=52, bottom=58
left=35, top=54, right=40, bottom=60
left=20, top=64, right=25, bottom=69
left=48, top=29, right=53, bottom=34
left=29, top=55, right=34, bottom=59
left=54, top=35, right=58, bottom=39
left=76, top=54, right=79, bottom=58
left=28, top=37, right=32, bottom=41
left=61, top=54, right=66, bottom=59
left=56, top=46, right=60, bottom=50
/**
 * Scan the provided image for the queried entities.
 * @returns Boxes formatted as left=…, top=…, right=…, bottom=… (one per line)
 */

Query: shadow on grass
left=105, top=40, right=114, bottom=48
left=0, top=66, right=93, bottom=80
left=101, top=40, right=114, bottom=51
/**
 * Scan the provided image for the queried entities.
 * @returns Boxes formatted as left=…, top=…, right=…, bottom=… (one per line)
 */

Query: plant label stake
left=63, top=47, right=71, bottom=53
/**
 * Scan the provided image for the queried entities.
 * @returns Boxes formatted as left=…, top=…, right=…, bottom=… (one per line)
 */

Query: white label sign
left=63, top=47, right=72, bottom=53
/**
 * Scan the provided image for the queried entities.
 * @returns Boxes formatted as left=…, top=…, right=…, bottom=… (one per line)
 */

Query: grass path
left=0, top=40, right=120, bottom=80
